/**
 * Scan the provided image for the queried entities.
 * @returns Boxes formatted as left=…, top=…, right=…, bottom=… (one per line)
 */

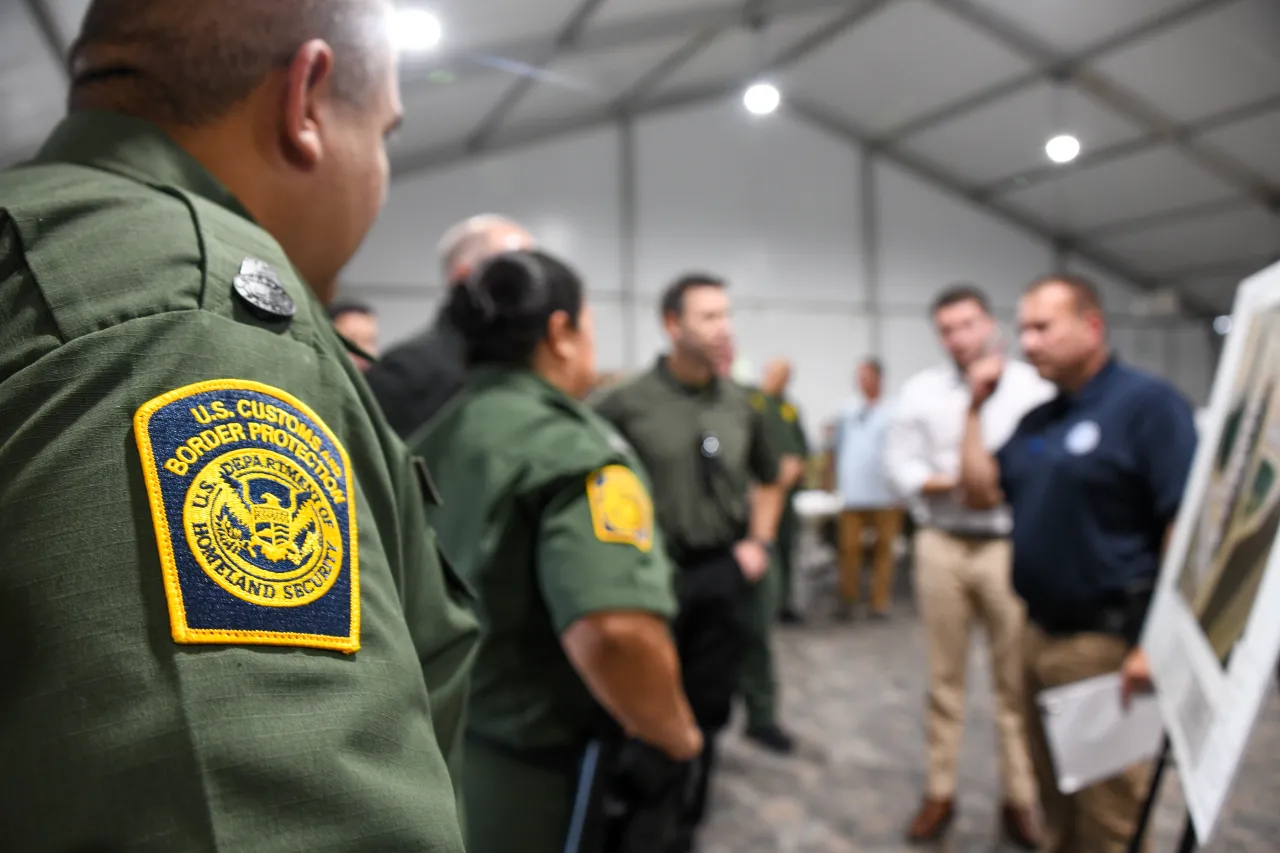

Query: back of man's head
left=70, top=0, right=391, bottom=126
left=437, top=215, right=535, bottom=286
left=67, top=0, right=402, bottom=302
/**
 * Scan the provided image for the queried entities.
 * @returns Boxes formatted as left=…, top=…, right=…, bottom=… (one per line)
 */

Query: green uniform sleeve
left=537, top=466, right=677, bottom=634
left=0, top=210, right=471, bottom=850
left=785, top=402, right=810, bottom=457
left=748, top=404, right=782, bottom=484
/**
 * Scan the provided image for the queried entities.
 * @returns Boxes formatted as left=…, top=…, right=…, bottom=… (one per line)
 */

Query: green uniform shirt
left=411, top=368, right=677, bottom=749
left=748, top=388, right=811, bottom=458
left=595, top=358, right=780, bottom=559
left=0, top=112, right=478, bottom=851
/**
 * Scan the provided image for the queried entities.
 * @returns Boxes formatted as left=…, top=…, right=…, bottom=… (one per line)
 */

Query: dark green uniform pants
left=738, top=490, right=799, bottom=729
left=464, top=737, right=577, bottom=853
left=740, top=552, right=781, bottom=728
left=776, top=491, right=800, bottom=615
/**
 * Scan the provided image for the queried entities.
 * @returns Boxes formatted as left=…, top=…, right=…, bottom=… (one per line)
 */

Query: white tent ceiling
left=4, top=0, right=1278, bottom=315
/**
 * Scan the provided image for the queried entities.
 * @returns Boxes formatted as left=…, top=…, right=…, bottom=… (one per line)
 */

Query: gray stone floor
left=700, top=602, right=1280, bottom=852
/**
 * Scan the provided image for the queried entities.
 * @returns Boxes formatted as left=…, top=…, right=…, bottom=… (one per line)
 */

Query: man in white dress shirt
left=886, top=284, right=1054, bottom=847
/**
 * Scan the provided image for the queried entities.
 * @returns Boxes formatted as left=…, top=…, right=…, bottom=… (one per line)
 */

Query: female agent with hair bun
left=409, top=250, right=703, bottom=853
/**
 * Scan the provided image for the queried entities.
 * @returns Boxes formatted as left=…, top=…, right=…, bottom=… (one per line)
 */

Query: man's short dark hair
left=660, top=273, right=726, bottom=319
left=930, top=282, right=991, bottom=317
left=860, top=357, right=883, bottom=377
left=1026, top=273, right=1104, bottom=315
left=69, top=0, right=390, bottom=126
left=327, top=298, right=375, bottom=321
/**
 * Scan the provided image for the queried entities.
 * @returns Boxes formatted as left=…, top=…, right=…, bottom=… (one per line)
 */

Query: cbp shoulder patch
left=585, top=465, right=654, bottom=553
left=780, top=402, right=798, bottom=423
left=134, top=380, right=359, bottom=653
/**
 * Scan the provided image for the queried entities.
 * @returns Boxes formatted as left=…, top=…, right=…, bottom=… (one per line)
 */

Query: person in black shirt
left=960, top=274, right=1197, bottom=853
left=365, top=214, right=534, bottom=437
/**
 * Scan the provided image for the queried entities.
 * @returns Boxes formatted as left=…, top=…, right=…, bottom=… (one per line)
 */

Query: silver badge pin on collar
left=234, top=257, right=297, bottom=322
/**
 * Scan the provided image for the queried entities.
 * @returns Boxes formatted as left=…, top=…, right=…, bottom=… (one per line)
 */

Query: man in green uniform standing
left=0, top=1, right=478, bottom=850
left=736, top=358, right=808, bottom=754
left=596, top=273, right=785, bottom=852
left=757, top=359, right=811, bottom=623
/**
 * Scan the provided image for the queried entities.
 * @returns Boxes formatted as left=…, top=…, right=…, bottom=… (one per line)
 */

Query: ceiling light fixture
left=392, top=7, right=442, bottom=54
left=743, top=82, right=781, bottom=116
left=1045, top=134, right=1081, bottom=165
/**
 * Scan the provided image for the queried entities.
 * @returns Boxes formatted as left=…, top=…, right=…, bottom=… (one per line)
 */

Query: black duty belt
left=672, top=545, right=737, bottom=569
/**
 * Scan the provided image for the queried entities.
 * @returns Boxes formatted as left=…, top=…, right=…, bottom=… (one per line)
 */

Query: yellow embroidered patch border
left=586, top=465, right=655, bottom=553
left=134, top=379, right=360, bottom=653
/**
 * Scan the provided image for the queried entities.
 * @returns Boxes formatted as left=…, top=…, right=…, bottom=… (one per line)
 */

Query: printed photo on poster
left=1176, top=305, right=1280, bottom=663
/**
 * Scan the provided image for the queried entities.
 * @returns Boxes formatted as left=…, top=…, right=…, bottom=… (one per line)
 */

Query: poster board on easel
left=1141, top=259, right=1280, bottom=844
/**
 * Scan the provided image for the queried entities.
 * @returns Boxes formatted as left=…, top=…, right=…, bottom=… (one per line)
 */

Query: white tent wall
left=344, top=100, right=1215, bottom=438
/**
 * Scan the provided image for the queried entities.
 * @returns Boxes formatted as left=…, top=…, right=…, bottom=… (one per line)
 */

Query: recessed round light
left=743, top=82, right=781, bottom=116
left=1045, top=134, right=1081, bottom=164
left=392, top=8, right=442, bottom=54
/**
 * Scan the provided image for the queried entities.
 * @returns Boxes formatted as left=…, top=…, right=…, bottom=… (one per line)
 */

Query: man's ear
left=280, top=40, right=337, bottom=170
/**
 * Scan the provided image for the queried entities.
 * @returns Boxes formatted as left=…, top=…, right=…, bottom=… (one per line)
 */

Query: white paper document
left=1036, top=673, right=1164, bottom=795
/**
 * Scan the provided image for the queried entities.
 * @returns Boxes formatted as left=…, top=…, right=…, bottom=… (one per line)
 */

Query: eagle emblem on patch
left=586, top=465, right=654, bottom=553
left=134, top=380, right=359, bottom=653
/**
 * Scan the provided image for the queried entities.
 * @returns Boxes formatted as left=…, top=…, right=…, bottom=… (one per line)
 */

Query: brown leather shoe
left=906, top=797, right=954, bottom=843
left=1001, top=802, right=1043, bottom=850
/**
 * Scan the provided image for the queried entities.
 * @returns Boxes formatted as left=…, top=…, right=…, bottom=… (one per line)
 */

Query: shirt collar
left=654, top=355, right=720, bottom=397
left=33, top=111, right=255, bottom=223
left=468, top=365, right=579, bottom=407
left=1063, top=356, right=1119, bottom=407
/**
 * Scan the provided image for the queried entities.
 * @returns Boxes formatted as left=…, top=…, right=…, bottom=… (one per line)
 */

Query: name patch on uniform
left=134, top=380, right=359, bottom=653
left=586, top=465, right=654, bottom=553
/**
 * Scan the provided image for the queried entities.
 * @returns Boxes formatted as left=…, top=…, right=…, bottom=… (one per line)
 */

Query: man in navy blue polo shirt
left=958, top=274, right=1197, bottom=853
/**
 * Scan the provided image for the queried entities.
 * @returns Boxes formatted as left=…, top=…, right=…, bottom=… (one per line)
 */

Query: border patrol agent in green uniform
left=759, top=361, right=811, bottom=622
left=0, top=2, right=478, bottom=849
left=735, top=359, right=808, bottom=753
left=595, top=274, right=785, bottom=852
left=411, top=252, right=703, bottom=853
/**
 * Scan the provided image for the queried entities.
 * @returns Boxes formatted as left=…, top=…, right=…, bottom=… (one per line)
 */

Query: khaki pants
left=915, top=528, right=1035, bottom=806
left=838, top=508, right=904, bottom=613
left=1023, top=624, right=1153, bottom=853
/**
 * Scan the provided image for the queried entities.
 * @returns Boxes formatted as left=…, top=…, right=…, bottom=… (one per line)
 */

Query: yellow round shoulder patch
left=585, top=465, right=654, bottom=553
left=781, top=402, right=798, bottom=422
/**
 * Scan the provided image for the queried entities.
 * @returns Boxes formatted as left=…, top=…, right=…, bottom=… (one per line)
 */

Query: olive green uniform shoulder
left=593, top=359, right=780, bottom=557
left=0, top=113, right=476, bottom=851
left=415, top=368, right=675, bottom=744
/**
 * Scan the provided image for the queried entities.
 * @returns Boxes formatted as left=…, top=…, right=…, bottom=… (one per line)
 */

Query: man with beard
left=595, top=273, right=785, bottom=852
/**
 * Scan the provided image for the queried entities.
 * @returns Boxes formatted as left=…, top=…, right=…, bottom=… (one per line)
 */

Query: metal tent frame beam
left=24, top=0, right=69, bottom=80
left=934, top=0, right=1280, bottom=219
